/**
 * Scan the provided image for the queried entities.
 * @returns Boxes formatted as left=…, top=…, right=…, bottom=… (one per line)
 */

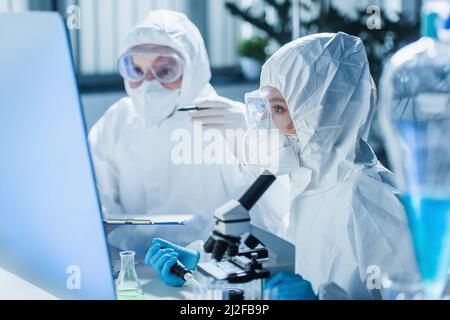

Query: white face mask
left=125, top=80, right=181, bottom=126
left=242, top=129, right=301, bottom=176
left=278, top=135, right=302, bottom=175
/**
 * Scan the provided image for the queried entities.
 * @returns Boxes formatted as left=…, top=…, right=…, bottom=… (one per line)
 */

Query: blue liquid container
left=379, top=1, right=450, bottom=299
left=400, top=195, right=450, bottom=298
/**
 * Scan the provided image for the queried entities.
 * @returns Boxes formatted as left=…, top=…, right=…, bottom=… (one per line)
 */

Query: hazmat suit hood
left=261, top=34, right=417, bottom=297
left=261, top=32, right=378, bottom=196
left=121, top=10, right=213, bottom=116
left=90, top=10, right=266, bottom=254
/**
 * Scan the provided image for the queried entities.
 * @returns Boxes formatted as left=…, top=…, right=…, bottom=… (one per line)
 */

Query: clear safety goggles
left=118, top=45, right=185, bottom=84
left=244, top=86, right=295, bottom=135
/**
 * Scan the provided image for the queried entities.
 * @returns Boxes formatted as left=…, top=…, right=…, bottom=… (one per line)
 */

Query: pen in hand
left=177, top=106, right=211, bottom=112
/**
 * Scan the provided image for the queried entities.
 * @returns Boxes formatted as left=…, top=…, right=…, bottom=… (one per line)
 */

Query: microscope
left=196, top=171, right=295, bottom=300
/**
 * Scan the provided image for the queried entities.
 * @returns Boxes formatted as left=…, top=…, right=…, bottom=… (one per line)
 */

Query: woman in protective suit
left=88, top=10, right=256, bottom=253
left=146, top=32, right=417, bottom=300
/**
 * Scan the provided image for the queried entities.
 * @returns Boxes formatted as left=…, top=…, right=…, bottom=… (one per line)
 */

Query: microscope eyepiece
left=238, top=171, right=276, bottom=211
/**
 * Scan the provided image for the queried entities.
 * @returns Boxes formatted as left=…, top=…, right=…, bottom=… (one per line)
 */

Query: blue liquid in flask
left=401, top=195, right=450, bottom=299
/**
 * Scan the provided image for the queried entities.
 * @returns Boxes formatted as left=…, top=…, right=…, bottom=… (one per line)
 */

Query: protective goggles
left=245, top=87, right=295, bottom=135
left=118, top=45, right=185, bottom=84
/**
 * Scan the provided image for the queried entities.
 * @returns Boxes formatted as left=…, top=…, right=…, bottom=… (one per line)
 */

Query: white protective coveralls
left=88, top=11, right=288, bottom=254
left=260, top=33, right=417, bottom=299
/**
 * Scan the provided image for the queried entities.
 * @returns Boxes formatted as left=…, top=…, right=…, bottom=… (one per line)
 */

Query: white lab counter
left=0, top=241, right=192, bottom=300
left=0, top=264, right=192, bottom=300
left=137, top=264, right=197, bottom=300
left=0, top=267, right=58, bottom=300
left=3, top=263, right=447, bottom=300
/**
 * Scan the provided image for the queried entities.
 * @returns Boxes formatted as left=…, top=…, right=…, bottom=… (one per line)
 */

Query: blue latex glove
left=145, top=238, right=200, bottom=287
left=265, top=272, right=317, bottom=300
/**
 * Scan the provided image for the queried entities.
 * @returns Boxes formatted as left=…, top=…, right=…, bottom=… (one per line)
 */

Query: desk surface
left=0, top=267, right=58, bottom=300
left=0, top=265, right=193, bottom=300
left=2, top=265, right=450, bottom=300
left=0, top=243, right=194, bottom=300
left=137, top=264, right=197, bottom=300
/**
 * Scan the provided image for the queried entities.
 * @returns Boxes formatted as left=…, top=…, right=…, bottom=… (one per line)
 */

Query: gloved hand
left=144, top=238, right=200, bottom=287
left=189, top=96, right=248, bottom=131
left=318, top=282, right=352, bottom=300
left=265, top=272, right=317, bottom=300
left=190, top=97, right=248, bottom=160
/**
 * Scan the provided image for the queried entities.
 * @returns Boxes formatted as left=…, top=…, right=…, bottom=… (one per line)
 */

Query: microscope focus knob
left=212, top=239, right=228, bottom=261
left=244, top=234, right=262, bottom=250
left=224, top=289, right=245, bottom=301
left=203, top=236, right=216, bottom=254
left=227, top=244, right=239, bottom=257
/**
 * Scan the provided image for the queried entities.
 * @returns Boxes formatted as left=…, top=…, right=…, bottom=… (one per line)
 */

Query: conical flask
left=116, top=251, right=144, bottom=300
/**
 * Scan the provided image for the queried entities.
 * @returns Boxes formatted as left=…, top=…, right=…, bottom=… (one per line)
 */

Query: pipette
left=170, top=262, right=201, bottom=288
left=159, top=246, right=201, bottom=288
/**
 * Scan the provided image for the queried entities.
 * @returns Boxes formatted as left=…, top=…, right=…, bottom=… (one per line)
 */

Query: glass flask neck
left=120, top=251, right=136, bottom=271
left=118, top=251, right=140, bottom=285
left=116, top=251, right=144, bottom=300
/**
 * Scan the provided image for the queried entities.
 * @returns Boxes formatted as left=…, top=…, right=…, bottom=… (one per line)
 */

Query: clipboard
left=103, top=214, right=195, bottom=226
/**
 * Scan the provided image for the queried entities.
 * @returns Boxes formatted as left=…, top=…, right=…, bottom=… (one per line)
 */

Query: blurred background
left=0, top=0, right=422, bottom=162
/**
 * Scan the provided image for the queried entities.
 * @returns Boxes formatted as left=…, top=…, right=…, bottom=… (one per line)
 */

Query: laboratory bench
left=0, top=263, right=193, bottom=300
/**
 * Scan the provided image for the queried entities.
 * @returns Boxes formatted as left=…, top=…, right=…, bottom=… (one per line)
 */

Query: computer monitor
left=0, top=12, right=116, bottom=299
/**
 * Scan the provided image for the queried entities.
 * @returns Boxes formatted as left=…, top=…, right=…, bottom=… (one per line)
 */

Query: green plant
left=226, top=0, right=420, bottom=81
left=237, top=36, right=269, bottom=64
left=226, top=0, right=299, bottom=45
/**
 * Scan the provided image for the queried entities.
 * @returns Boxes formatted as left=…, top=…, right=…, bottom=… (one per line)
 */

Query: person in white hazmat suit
left=88, top=10, right=283, bottom=255
left=146, top=32, right=417, bottom=299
